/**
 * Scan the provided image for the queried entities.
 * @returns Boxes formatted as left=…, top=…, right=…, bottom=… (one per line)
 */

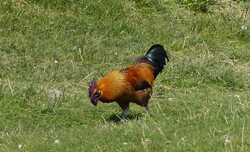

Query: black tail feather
left=144, top=44, right=169, bottom=78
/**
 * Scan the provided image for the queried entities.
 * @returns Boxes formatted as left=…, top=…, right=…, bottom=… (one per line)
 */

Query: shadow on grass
left=107, top=113, right=143, bottom=123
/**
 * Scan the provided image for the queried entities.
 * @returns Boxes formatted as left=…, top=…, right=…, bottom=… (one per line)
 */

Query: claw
left=145, top=105, right=150, bottom=113
left=120, top=118, right=127, bottom=123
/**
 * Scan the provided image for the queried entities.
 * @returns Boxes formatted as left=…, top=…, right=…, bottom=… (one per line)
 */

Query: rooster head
left=88, top=80, right=101, bottom=106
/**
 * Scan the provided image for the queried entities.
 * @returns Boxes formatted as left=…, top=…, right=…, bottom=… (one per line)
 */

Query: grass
left=0, top=0, right=250, bottom=151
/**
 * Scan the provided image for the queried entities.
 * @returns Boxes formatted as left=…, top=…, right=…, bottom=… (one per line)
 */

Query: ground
left=0, top=0, right=249, bottom=151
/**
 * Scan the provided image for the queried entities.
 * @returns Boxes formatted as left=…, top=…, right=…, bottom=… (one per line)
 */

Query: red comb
left=88, top=80, right=97, bottom=97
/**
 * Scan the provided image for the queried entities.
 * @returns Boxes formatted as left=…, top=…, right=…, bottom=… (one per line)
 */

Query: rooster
left=88, top=44, right=169, bottom=120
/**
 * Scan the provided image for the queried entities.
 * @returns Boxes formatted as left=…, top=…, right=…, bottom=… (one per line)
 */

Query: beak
left=92, top=101, right=98, bottom=106
left=91, top=97, right=98, bottom=106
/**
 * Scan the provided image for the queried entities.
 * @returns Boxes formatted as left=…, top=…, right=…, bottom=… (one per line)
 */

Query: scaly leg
left=120, top=106, right=129, bottom=121
left=145, top=104, right=150, bottom=114
left=142, top=98, right=150, bottom=114
left=137, top=88, right=151, bottom=115
left=117, top=101, right=129, bottom=122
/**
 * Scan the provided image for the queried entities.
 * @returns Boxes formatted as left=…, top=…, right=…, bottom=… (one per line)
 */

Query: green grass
left=0, top=0, right=250, bottom=151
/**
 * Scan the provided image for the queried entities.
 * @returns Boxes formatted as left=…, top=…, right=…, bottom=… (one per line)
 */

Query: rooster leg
left=145, top=105, right=150, bottom=113
left=120, top=106, right=129, bottom=121
left=142, top=99, right=150, bottom=113
left=117, top=101, right=129, bottom=121
left=139, top=88, right=151, bottom=114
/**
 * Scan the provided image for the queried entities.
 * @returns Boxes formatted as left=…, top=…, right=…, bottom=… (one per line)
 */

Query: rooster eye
left=95, top=90, right=101, bottom=96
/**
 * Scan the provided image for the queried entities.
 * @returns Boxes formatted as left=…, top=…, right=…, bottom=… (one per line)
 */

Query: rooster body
left=88, top=44, right=169, bottom=120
